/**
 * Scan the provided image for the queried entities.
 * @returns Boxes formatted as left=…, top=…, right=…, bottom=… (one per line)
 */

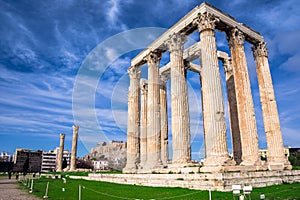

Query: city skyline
left=0, top=0, right=300, bottom=159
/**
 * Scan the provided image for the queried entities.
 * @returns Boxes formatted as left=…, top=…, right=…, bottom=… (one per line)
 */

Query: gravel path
left=0, top=176, right=40, bottom=200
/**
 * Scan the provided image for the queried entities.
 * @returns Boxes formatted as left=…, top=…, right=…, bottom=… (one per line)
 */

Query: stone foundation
left=70, top=170, right=300, bottom=192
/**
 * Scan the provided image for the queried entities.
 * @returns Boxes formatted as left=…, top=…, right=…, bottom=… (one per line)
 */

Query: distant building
left=92, top=160, right=109, bottom=170
left=0, top=152, right=13, bottom=172
left=259, top=146, right=290, bottom=159
left=0, top=152, right=12, bottom=162
left=13, top=148, right=42, bottom=172
left=41, top=147, right=71, bottom=172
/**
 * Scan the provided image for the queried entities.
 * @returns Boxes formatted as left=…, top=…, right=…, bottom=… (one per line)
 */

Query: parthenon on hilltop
left=123, top=2, right=291, bottom=174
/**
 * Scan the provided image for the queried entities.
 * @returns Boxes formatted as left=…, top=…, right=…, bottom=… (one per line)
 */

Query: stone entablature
left=123, top=2, right=291, bottom=174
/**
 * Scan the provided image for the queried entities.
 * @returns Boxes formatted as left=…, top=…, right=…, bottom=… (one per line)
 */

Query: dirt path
left=0, top=176, right=40, bottom=200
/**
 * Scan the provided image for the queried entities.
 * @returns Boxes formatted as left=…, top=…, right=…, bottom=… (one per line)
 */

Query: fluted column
left=223, top=58, right=242, bottom=164
left=160, top=75, right=169, bottom=166
left=145, top=51, right=162, bottom=169
left=227, top=28, right=260, bottom=166
left=167, top=33, right=191, bottom=164
left=194, top=13, right=230, bottom=167
left=56, top=133, right=65, bottom=172
left=123, top=67, right=141, bottom=173
left=139, top=79, right=148, bottom=169
left=70, top=125, right=79, bottom=171
left=252, top=42, right=291, bottom=170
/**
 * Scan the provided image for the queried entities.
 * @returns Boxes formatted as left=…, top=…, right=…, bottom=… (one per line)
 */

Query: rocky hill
left=84, top=140, right=127, bottom=170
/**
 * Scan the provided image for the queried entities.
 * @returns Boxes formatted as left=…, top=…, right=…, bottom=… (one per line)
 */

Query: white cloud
left=107, top=0, right=119, bottom=24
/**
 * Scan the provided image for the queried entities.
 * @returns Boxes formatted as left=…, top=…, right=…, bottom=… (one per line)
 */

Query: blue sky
left=0, top=0, right=300, bottom=160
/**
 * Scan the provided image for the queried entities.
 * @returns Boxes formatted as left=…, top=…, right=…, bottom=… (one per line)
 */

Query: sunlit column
left=123, top=67, right=141, bottom=173
left=227, top=28, right=260, bottom=166
left=252, top=42, right=291, bottom=170
left=194, top=13, right=230, bottom=167
left=56, top=133, right=65, bottom=172
left=167, top=33, right=191, bottom=164
left=145, top=51, right=163, bottom=169
left=70, top=125, right=79, bottom=171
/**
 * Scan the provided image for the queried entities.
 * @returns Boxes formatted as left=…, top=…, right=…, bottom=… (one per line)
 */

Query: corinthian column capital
left=166, top=33, right=186, bottom=53
left=140, top=79, right=148, bottom=95
left=252, top=41, right=268, bottom=59
left=227, top=28, right=245, bottom=47
left=128, top=67, right=141, bottom=80
left=223, top=58, right=233, bottom=75
left=72, top=125, right=79, bottom=132
left=193, top=12, right=219, bottom=32
left=145, top=51, right=162, bottom=64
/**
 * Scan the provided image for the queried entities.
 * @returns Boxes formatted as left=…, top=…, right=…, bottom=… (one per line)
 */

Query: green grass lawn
left=18, top=175, right=300, bottom=200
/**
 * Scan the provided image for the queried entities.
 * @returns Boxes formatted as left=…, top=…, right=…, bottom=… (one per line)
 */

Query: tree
left=62, top=157, right=68, bottom=169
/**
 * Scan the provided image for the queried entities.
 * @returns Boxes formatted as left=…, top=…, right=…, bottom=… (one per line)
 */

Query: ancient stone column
left=194, top=13, right=230, bottom=167
left=227, top=28, right=260, bottom=166
left=139, top=79, right=148, bottom=169
left=222, top=58, right=242, bottom=164
left=56, top=133, right=65, bottom=172
left=123, top=67, right=141, bottom=173
left=160, top=75, right=169, bottom=166
left=252, top=42, right=291, bottom=170
left=145, top=51, right=163, bottom=170
left=70, top=125, right=79, bottom=171
left=167, top=33, right=191, bottom=164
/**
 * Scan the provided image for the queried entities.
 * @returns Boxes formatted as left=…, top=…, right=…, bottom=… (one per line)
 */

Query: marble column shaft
left=160, top=77, right=168, bottom=166
left=124, top=67, right=141, bottom=172
left=195, top=13, right=229, bottom=165
left=252, top=42, right=289, bottom=167
left=167, top=33, right=191, bottom=164
left=70, top=125, right=79, bottom=171
left=223, top=59, right=242, bottom=164
left=140, top=80, right=148, bottom=168
left=227, top=28, right=260, bottom=165
left=146, top=51, right=162, bottom=169
left=56, top=133, right=65, bottom=172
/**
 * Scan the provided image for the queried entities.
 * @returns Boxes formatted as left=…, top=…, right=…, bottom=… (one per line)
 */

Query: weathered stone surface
left=70, top=125, right=79, bottom=171
left=227, top=28, right=260, bottom=166
left=124, top=3, right=289, bottom=176
left=195, top=13, right=231, bottom=168
left=160, top=76, right=168, bottom=166
left=123, top=67, right=141, bottom=173
left=139, top=79, right=148, bottom=169
left=252, top=42, right=291, bottom=170
left=144, top=51, right=162, bottom=170
left=73, top=170, right=300, bottom=192
left=56, top=133, right=65, bottom=172
left=167, top=33, right=191, bottom=165
left=222, top=58, right=242, bottom=164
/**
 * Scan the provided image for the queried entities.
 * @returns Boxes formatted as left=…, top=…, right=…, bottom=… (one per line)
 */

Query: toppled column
left=167, top=33, right=191, bottom=165
left=194, top=13, right=231, bottom=170
left=123, top=67, right=141, bottom=173
left=222, top=58, right=242, bottom=165
left=145, top=51, right=163, bottom=170
left=70, top=125, right=79, bottom=171
left=56, top=133, right=65, bottom=172
left=160, top=75, right=169, bottom=166
left=139, top=79, right=148, bottom=169
left=252, top=42, right=291, bottom=170
left=227, top=28, right=260, bottom=166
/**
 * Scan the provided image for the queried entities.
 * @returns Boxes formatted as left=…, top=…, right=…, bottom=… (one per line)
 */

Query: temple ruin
left=123, top=2, right=291, bottom=174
